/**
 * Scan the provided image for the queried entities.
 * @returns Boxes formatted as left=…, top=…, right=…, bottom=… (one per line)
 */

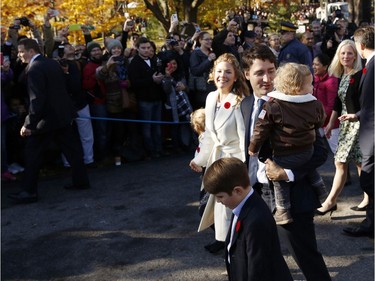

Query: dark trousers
left=22, top=124, right=89, bottom=194
left=278, top=212, right=331, bottom=281
left=359, top=153, right=374, bottom=231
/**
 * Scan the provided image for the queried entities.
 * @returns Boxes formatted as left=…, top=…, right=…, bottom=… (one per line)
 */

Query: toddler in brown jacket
left=249, top=63, right=327, bottom=225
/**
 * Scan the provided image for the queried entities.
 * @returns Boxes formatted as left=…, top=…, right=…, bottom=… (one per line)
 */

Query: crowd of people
left=1, top=5, right=374, bottom=280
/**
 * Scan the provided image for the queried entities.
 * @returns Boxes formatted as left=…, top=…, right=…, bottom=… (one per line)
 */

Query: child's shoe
left=274, top=209, right=293, bottom=225
left=115, top=157, right=121, bottom=166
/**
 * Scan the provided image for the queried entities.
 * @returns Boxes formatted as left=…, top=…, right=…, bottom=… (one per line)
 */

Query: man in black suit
left=203, top=157, right=293, bottom=281
left=8, top=38, right=90, bottom=204
left=342, top=26, right=374, bottom=237
left=240, top=45, right=331, bottom=281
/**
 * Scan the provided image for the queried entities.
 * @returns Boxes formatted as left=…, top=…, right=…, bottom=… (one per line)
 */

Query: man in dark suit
left=240, top=45, right=331, bottom=281
left=8, top=38, right=90, bottom=204
left=128, top=37, right=165, bottom=158
left=203, top=157, right=293, bottom=281
left=342, top=26, right=374, bottom=237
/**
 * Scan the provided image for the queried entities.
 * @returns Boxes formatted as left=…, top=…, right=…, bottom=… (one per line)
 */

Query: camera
left=57, top=45, right=65, bottom=58
left=16, top=17, right=30, bottom=27
left=168, top=39, right=179, bottom=46
left=156, top=57, right=163, bottom=74
left=324, top=23, right=341, bottom=40
left=58, top=58, right=68, bottom=67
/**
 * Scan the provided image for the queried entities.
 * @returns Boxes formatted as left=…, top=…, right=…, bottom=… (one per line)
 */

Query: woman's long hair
left=328, top=39, right=363, bottom=78
left=208, top=53, right=249, bottom=105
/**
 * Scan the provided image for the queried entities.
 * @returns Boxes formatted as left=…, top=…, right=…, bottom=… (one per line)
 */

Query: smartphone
left=195, top=25, right=201, bottom=32
left=4, top=55, right=10, bottom=63
left=126, top=20, right=134, bottom=27
left=68, top=24, right=82, bottom=31
left=124, top=12, right=130, bottom=19
left=171, top=14, right=178, bottom=23
left=48, top=9, right=59, bottom=17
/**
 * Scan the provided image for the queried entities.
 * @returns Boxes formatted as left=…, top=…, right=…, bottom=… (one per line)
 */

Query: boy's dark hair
left=135, top=36, right=150, bottom=48
left=18, top=38, right=41, bottom=54
left=241, top=44, right=276, bottom=71
left=203, top=158, right=250, bottom=195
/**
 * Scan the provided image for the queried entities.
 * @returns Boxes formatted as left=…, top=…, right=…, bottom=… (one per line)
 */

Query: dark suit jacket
left=241, top=95, right=326, bottom=214
left=225, top=191, right=293, bottom=281
left=23, top=55, right=76, bottom=134
left=358, top=57, right=374, bottom=157
left=128, top=55, right=163, bottom=102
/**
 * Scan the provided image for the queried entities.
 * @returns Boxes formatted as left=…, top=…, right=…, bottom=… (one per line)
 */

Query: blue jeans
left=89, top=103, right=108, bottom=160
left=137, top=101, right=162, bottom=155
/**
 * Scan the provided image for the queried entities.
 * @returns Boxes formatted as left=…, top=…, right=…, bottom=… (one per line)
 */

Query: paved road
left=1, top=151, right=374, bottom=281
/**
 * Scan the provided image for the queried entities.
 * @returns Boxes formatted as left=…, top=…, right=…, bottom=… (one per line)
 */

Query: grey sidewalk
left=1, top=152, right=374, bottom=281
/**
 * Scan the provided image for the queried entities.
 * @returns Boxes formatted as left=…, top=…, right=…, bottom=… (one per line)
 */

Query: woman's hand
left=208, top=52, right=216, bottom=62
left=176, top=82, right=185, bottom=92
left=190, top=160, right=203, bottom=173
left=338, top=113, right=358, bottom=122
left=107, top=55, right=118, bottom=68
left=324, top=124, right=333, bottom=139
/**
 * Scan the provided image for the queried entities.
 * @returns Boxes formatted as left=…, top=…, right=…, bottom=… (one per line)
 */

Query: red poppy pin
left=196, top=147, right=200, bottom=153
left=235, top=221, right=241, bottom=232
left=349, top=78, right=355, bottom=84
left=363, top=68, right=367, bottom=75
left=224, top=102, right=231, bottom=109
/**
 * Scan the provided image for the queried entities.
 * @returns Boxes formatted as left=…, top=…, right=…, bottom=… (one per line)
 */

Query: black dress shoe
left=85, top=162, right=98, bottom=169
left=350, top=205, right=368, bottom=212
left=342, top=226, right=374, bottom=238
left=204, top=240, right=225, bottom=254
left=8, top=191, right=38, bottom=204
left=64, top=183, right=90, bottom=190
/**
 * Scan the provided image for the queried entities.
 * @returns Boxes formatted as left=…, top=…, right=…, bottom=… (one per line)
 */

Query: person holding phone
left=96, top=39, right=130, bottom=166
left=189, top=31, right=216, bottom=109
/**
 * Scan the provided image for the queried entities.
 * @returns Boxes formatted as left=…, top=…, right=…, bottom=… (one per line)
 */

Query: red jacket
left=82, top=60, right=106, bottom=105
left=313, top=73, right=339, bottom=128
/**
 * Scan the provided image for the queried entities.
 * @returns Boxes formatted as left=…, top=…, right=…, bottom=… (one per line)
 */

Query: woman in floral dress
left=316, top=40, right=368, bottom=215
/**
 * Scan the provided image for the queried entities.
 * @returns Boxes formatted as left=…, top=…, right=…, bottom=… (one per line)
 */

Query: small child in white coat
left=190, top=108, right=207, bottom=217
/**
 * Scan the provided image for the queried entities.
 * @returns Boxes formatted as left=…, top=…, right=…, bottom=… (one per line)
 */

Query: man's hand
left=264, top=158, right=288, bottom=181
left=152, top=72, right=164, bottom=84
left=20, top=126, right=32, bottom=137
left=248, top=150, right=257, bottom=156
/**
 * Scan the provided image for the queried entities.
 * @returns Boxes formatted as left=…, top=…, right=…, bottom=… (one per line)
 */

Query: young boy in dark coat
left=203, top=157, right=293, bottom=281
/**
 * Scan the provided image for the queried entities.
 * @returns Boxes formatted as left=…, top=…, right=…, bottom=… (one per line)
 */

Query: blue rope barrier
left=77, top=116, right=190, bottom=124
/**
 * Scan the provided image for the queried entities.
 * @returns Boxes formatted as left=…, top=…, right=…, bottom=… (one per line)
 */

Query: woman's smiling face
left=214, top=61, right=236, bottom=93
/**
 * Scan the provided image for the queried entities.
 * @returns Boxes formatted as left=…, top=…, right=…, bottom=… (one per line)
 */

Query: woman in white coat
left=190, top=53, right=249, bottom=253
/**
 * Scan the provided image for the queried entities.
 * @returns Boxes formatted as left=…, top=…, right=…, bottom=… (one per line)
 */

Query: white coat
left=193, top=90, right=246, bottom=241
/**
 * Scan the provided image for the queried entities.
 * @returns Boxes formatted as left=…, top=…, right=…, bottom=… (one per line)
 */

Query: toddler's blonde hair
left=190, top=108, right=205, bottom=135
left=274, top=63, right=311, bottom=95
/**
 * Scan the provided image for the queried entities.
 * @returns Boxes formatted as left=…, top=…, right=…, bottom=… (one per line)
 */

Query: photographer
left=321, top=18, right=349, bottom=60
left=3, top=17, right=44, bottom=65
left=212, top=20, right=242, bottom=63
left=164, top=33, right=191, bottom=82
